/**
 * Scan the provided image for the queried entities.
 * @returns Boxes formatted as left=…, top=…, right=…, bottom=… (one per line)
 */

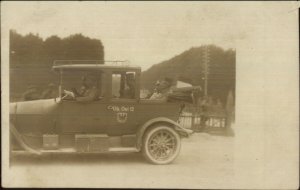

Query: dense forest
left=9, top=30, right=104, bottom=101
left=141, top=45, right=235, bottom=104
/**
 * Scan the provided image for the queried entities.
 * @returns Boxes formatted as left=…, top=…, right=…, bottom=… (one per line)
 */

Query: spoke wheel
left=142, top=126, right=181, bottom=164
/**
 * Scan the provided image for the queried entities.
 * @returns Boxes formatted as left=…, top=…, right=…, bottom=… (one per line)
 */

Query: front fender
left=10, top=122, right=41, bottom=155
left=136, top=117, right=193, bottom=151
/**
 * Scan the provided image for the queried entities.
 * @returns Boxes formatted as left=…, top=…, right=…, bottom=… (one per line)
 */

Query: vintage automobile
left=10, top=60, right=194, bottom=164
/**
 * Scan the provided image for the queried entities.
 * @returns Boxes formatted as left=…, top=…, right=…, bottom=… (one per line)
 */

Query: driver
left=63, top=75, right=100, bottom=102
left=71, top=76, right=88, bottom=97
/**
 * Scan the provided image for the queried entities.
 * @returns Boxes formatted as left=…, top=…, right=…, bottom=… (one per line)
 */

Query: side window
left=112, top=72, right=136, bottom=99
left=112, top=73, right=122, bottom=98
left=61, top=70, right=104, bottom=102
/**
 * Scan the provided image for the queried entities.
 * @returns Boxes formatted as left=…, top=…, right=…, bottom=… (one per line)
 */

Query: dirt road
left=9, top=133, right=234, bottom=188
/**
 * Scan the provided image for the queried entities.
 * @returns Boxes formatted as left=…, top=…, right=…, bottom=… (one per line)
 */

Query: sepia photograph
left=1, top=1, right=299, bottom=189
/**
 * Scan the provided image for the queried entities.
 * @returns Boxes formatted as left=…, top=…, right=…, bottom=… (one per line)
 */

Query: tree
left=9, top=30, right=105, bottom=101
left=10, top=30, right=44, bottom=66
left=62, top=34, right=104, bottom=60
left=43, top=35, right=64, bottom=65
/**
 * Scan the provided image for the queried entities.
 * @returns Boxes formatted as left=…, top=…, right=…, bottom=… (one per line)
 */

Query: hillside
left=141, top=45, right=235, bottom=103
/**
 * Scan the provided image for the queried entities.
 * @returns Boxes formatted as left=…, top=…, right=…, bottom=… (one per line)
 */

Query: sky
left=1, top=2, right=297, bottom=70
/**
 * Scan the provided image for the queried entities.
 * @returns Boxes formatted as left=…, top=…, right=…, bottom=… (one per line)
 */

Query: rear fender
left=136, top=117, right=193, bottom=151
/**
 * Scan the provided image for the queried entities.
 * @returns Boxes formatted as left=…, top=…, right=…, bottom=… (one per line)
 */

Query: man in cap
left=75, top=75, right=101, bottom=102
left=71, top=75, right=89, bottom=97
left=63, top=75, right=101, bottom=102
left=149, top=77, right=174, bottom=100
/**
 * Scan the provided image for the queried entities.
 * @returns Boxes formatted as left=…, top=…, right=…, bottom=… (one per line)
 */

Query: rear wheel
left=142, top=126, right=181, bottom=164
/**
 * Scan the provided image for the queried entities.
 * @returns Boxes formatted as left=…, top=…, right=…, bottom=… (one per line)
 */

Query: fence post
left=191, top=106, right=196, bottom=131
left=225, top=90, right=234, bottom=136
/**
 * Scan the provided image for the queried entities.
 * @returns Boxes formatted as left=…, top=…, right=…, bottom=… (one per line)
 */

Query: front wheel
left=142, top=126, right=181, bottom=164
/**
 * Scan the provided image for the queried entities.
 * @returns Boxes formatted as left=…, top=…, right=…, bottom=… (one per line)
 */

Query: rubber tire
left=142, top=125, right=181, bottom=165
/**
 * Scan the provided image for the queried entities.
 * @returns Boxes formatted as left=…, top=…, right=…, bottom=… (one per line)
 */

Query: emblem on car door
left=117, top=112, right=127, bottom=123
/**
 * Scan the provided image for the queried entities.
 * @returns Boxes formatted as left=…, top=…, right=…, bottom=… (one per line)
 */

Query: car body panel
left=10, top=98, right=185, bottom=150
left=13, top=99, right=59, bottom=134
left=9, top=63, right=192, bottom=154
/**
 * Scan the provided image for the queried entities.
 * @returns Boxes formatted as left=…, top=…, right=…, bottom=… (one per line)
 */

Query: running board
left=12, top=147, right=139, bottom=154
left=109, top=147, right=138, bottom=153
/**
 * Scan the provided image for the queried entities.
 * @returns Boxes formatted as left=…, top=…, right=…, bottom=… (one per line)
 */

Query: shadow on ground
left=11, top=152, right=146, bottom=166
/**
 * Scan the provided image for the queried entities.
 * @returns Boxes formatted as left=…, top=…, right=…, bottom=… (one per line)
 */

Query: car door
left=57, top=69, right=108, bottom=134
left=105, top=71, right=140, bottom=136
left=58, top=100, right=108, bottom=134
left=105, top=99, right=138, bottom=136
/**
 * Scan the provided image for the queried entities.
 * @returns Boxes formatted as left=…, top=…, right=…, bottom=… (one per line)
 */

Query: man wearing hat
left=149, top=77, right=174, bottom=100
left=75, top=75, right=101, bottom=102
left=63, top=75, right=101, bottom=102
left=71, top=75, right=89, bottom=97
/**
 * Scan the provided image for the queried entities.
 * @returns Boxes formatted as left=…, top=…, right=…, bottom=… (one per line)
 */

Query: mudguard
left=10, top=122, right=41, bottom=155
left=136, top=117, right=193, bottom=151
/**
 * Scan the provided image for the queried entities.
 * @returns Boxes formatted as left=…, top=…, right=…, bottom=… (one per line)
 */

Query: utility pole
left=203, top=45, right=210, bottom=96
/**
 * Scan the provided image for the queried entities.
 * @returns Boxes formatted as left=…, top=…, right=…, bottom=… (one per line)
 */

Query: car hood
left=10, top=99, right=59, bottom=115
